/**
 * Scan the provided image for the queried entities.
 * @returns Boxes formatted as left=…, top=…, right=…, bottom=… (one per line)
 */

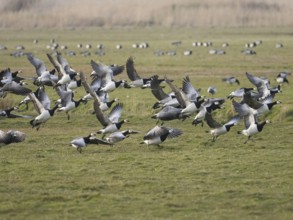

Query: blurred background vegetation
left=0, top=0, right=293, bottom=29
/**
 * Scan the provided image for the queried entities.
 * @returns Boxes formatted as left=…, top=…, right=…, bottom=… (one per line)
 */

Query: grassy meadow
left=0, top=27, right=293, bottom=219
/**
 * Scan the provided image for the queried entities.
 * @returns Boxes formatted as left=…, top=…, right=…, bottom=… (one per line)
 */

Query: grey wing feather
left=126, top=57, right=141, bottom=81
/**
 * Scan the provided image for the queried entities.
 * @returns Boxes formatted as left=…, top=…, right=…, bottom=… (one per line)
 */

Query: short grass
left=0, top=27, right=293, bottom=219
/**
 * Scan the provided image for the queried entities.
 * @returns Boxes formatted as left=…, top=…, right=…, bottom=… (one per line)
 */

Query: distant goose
left=207, top=86, right=217, bottom=95
left=126, top=57, right=151, bottom=88
left=29, top=93, right=58, bottom=130
left=222, top=77, right=240, bottom=85
left=140, top=125, right=182, bottom=146
left=105, top=130, right=139, bottom=145
left=237, top=112, right=271, bottom=144
left=205, top=113, right=240, bottom=142
left=70, top=133, right=111, bottom=153
left=0, top=129, right=26, bottom=145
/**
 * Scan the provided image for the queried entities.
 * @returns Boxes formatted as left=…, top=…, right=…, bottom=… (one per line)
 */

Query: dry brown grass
left=0, top=0, right=293, bottom=29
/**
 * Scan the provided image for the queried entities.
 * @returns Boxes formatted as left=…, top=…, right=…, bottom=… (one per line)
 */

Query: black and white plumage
left=26, top=53, right=57, bottom=86
left=0, top=129, right=26, bottom=145
left=245, top=72, right=281, bottom=100
left=70, top=133, right=111, bottom=153
left=237, top=112, right=271, bottom=144
left=105, top=130, right=139, bottom=145
left=207, top=86, right=217, bottom=95
left=165, top=76, right=203, bottom=118
left=192, top=98, right=225, bottom=126
left=54, top=84, right=85, bottom=120
left=0, top=68, right=24, bottom=85
left=80, top=72, right=127, bottom=138
left=276, top=72, right=290, bottom=84
left=126, top=56, right=151, bottom=88
left=140, top=125, right=182, bottom=146
left=0, top=106, right=32, bottom=118
left=151, top=75, right=175, bottom=109
left=232, top=96, right=281, bottom=118
left=151, top=106, right=183, bottom=122
left=29, top=92, right=59, bottom=130
left=227, top=87, right=254, bottom=99
left=205, top=113, right=240, bottom=141
left=47, top=53, right=79, bottom=87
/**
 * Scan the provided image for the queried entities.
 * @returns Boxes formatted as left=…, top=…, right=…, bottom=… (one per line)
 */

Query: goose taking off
left=140, top=125, right=182, bottom=147
left=70, top=133, right=111, bottom=153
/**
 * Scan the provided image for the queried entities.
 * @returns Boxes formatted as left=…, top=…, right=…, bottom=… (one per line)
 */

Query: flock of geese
left=0, top=52, right=289, bottom=152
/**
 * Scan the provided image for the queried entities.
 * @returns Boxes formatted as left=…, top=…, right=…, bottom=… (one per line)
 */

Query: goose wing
left=165, top=76, right=187, bottom=108
left=151, top=75, right=169, bottom=100
left=28, top=92, right=45, bottom=114
left=47, top=53, right=67, bottom=80
left=89, top=137, right=112, bottom=145
left=244, top=112, right=257, bottom=129
left=27, top=53, right=47, bottom=76
left=205, top=113, right=222, bottom=128
left=126, top=57, right=141, bottom=81
left=36, top=86, right=51, bottom=110
left=182, top=76, right=200, bottom=101
left=108, top=103, right=123, bottom=123
left=1, top=81, right=32, bottom=96
left=80, top=72, right=110, bottom=126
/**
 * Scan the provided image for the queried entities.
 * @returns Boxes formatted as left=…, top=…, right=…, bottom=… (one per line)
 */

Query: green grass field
left=0, top=27, right=293, bottom=219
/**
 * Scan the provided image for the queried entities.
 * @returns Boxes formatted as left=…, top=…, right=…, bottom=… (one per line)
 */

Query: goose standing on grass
left=70, top=133, right=111, bottom=153
left=205, top=113, right=240, bottom=142
left=105, top=130, right=140, bottom=145
left=29, top=92, right=58, bottom=130
left=0, top=129, right=26, bottom=145
left=126, top=56, right=151, bottom=88
left=237, top=111, right=271, bottom=144
left=140, top=125, right=182, bottom=147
